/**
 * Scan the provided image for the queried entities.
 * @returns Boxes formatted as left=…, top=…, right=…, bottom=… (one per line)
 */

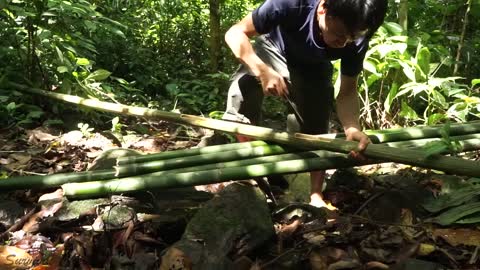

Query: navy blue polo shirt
left=252, top=0, right=368, bottom=76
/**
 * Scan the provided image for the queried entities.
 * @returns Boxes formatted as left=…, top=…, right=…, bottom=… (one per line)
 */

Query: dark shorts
left=223, top=36, right=334, bottom=135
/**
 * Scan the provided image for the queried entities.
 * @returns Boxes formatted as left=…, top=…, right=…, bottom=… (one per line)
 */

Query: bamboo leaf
left=431, top=89, right=447, bottom=108
left=422, top=184, right=480, bottom=213
left=472, top=79, right=480, bottom=87
left=428, top=202, right=480, bottom=225
left=55, top=46, right=64, bottom=64
left=422, top=141, right=448, bottom=158
left=57, top=66, right=69, bottom=74
left=399, top=101, right=418, bottom=119
left=455, top=212, right=480, bottom=224
left=86, top=69, right=111, bottom=81
left=397, top=60, right=416, bottom=82
left=76, top=58, right=90, bottom=66
left=384, top=82, right=398, bottom=113
left=427, top=113, right=447, bottom=125
left=416, top=47, right=431, bottom=77
left=383, top=22, right=404, bottom=35
left=363, top=60, right=378, bottom=74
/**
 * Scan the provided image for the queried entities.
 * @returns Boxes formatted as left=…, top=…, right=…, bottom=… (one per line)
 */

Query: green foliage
left=77, top=122, right=94, bottom=137
left=422, top=121, right=463, bottom=157
left=163, top=72, right=230, bottom=114
left=0, top=0, right=159, bottom=127
left=92, top=0, right=259, bottom=113
left=1, top=0, right=480, bottom=131
left=357, top=20, right=480, bottom=128
left=111, top=116, right=124, bottom=133
left=0, top=90, right=44, bottom=127
left=423, top=177, right=480, bottom=225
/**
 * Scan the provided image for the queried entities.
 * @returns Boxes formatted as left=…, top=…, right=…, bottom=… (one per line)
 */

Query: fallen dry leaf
left=0, top=245, right=34, bottom=269
left=159, top=247, right=192, bottom=270
left=278, top=219, right=302, bottom=239
left=26, top=129, right=58, bottom=143
left=90, top=216, right=105, bottom=231
left=309, top=249, right=328, bottom=270
left=310, top=247, right=350, bottom=270
left=304, top=233, right=326, bottom=246
left=22, top=190, right=64, bottom=232
left=38, top=189, right=64, bottom=203
left=365, top=261, right=389, bottom=269
left=417, top=243, right=436, bottom=256
left=9, top=153, right=31, bottom=165
left=433, top=228, right=480, bottom=247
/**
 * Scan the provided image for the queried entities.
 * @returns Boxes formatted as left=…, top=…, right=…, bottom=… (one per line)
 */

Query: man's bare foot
left=310, top=193, right=338, bottom=211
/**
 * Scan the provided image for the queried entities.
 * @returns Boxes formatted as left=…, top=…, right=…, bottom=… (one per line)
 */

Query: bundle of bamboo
left=5, top=82, right=480, bottom=198
left=2, top=131, right=479, bottom=197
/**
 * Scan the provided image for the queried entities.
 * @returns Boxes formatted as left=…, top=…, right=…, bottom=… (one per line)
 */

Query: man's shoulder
left=263, top=0, right=318, bottom=11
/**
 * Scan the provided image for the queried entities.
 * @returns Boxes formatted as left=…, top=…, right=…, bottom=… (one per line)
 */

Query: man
left=222, top=0, right=388, bottom=209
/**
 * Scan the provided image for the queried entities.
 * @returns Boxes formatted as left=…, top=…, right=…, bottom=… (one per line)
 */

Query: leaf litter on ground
left=0, top=124, right=479, bottom=269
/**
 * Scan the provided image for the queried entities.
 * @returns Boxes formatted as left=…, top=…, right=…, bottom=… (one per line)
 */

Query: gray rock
left=0, top=201, right=24, bottom=228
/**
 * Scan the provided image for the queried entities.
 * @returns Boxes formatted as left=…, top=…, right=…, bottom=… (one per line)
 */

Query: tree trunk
left=209, top=0, right=221, bottom=72
left=398, top=0, right=408, bottom=33
left=454, top=0, right=472, bottom=75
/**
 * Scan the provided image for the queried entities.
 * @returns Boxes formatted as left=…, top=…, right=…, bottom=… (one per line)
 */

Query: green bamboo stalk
left=0, top=149, right=343, bottom=192
left=117, top=140, right=269, bottom=165
left=0, top=169, right=117, bottom=191
left=0, top=145, right=290, bottom=191
left=8, top=82, right=480, bottom=177
left=127, top=149, right=345, bottom=177
left=62, top=134, right=480, bottom=197
left=62, top=155, right=364, bottom=198
left=114, top=144, right=293, bottom=176
left=114, top=133, right=480, bottom=182
left=2, top=134, right=480, bottom=191
left=322, top=121, right=480, bottom=143
left=62, top=134, right=480, bottom=198
left=385, top=133, right=480, bottom=150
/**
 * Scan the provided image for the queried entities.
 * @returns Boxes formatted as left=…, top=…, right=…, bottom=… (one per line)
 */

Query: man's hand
left=344, top=127, right=371, bottom=159
left=257, top=66, right=288, bottom=97
left=225, top=13, right=289, bottom=98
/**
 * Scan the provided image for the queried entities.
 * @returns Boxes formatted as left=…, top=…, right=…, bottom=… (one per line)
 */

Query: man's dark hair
left=324, top=0, right=388, bottom=38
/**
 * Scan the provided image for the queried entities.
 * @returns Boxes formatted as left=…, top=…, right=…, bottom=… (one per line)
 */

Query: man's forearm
left=336, top=92, right=361, bottom=131
left=224, top=15, right=268, bottom=77
left=336, top=75, right=362, bottom=132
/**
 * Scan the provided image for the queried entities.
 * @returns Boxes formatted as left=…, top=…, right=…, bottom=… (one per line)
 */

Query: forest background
left=1, top=0, right=480, bottom=132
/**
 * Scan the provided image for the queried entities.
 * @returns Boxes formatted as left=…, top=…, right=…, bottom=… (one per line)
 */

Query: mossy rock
left=163, top=182, right=274, bottom=270
left=102, top=205, right=136, bottom=228
left=56, top=198, right=110, bottom=221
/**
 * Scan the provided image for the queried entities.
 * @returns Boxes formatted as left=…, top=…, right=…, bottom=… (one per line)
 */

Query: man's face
left=319, top=14, right=368, bottom=48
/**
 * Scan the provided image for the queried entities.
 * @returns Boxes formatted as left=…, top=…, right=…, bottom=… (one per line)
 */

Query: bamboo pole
left=0, top=150, right=346, bottom=191
left=384, top=133, right=480, bottom=150
left=0, top=145, right=291, bottom=191
left=117, top=140, right=269, bottom=165
left=62, top=155, right=365, bottom=198
left=121, top=132, right=480, bottom=165
left=114, top=145, right=293, bottom=176
left=0, top=169, right=117, bottom=191
left=333, top=121, right=480, bottom=143
left=7, top=82, right=480, bottom=177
